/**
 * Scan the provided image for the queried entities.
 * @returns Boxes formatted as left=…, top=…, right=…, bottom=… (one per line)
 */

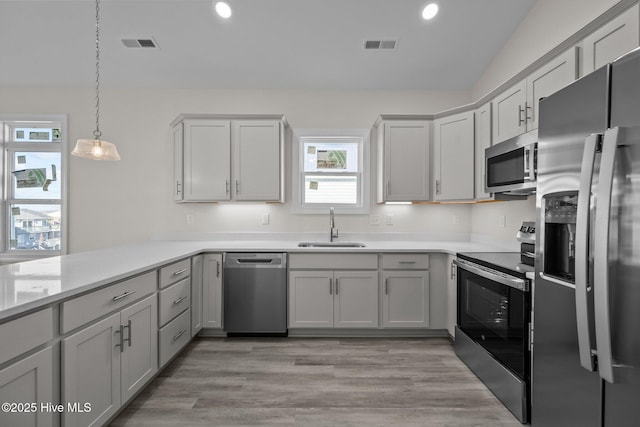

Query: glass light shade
left=72, top=138, right=121, bottom=161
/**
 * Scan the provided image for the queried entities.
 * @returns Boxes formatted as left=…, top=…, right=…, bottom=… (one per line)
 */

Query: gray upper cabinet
left=492, top=47, right=578, bottom=144
left=582, top=3, right=639, bottom=74
left=474, top=102, right=493, bottom=200
left=376, top=118, right=432, bottom=202
left=172, top=115, right=285, bottom=203
left=433, top=111, right=475, bottom=201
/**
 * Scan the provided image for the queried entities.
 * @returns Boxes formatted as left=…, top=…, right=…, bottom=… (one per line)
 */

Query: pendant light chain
left=93, top=0, right=102, bottom=140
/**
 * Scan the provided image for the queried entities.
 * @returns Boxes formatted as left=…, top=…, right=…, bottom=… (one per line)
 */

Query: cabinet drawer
left=159, top=309, right=191, bottom=367
left=289, top=253, right=378, bottom=270
left=382, top=253, right=429, bottom=270
left=159, top=259, right=191, bottom=289
left=61, top=271, right=157, bottom=334
left=159, top=278, right=191, bottom=327
left=0, top=308, right=54, bottom=365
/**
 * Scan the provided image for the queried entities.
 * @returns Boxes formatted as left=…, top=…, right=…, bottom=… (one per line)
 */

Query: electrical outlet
left=261, top=213, right=270, bottom=225
left=452, top=215, right=459, bottom=225
left=369, top=215, right=381, bottom=225
left=186, top=214, right=194, bottom=225
left=499, top=215, right=506, bottom=228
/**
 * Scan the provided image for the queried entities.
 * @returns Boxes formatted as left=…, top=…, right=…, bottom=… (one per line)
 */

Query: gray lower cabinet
left=381, top=253, right=430, bottom=328
left=202, top=253, right=223, bottom=329
left=0, top=346, right=54, bottom=427
left=158, top=309, right=191, bottom=367
left=191, top=254, right=204, bottom=336
left=62, top=294, right=158, bottom=427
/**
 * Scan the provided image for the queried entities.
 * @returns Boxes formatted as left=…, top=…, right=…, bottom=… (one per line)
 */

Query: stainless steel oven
left=485, top=129, right=537, bottom=197
left=453, top=252, right=533, bottom=424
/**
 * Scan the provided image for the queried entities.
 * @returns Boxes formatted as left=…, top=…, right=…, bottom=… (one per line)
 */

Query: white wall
left=0, top=87, right=472, bottom=253
left=470, top=198, right=536, bottom=249
left=473, top=0, right=622, bottom=99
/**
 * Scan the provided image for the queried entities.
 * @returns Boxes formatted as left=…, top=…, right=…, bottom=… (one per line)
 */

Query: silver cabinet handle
left=398, top=261, right=416, bottom=264
left=235, top=180, right=239, bottom=194
left=335, top=278, right=339, bottom=295
left=173, top=268, right=188, bottom=276
left=173, top=296, right=187, bottom=305
left=594, top=127, right=622, bottom=383
left=525, top=101, right=532, bottom=122
left=172, top=329, right=187, bottom=341
left=225, top=179, right=230, bottom=195
left=113, top=290, right=136, bottom=301
left=518, top=105, right=526, bottom=126
left=123, top=319, right=132, bottom=347
left=216, top=260, right=220, bottom=277
left=115, top=324, right=124, bottom=351
left=435, top=180, right=441, bottom=194
left=385, top=278, right=389, bottom=295
left=176, top=181, right=181, bottom=195
left=575, top=133, right=600, bottom=372
left=329, top=278, right=333, bottom=295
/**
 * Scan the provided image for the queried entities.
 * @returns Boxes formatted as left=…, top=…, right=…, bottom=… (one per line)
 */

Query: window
left=292, top=129, right=370, bottom=214
left=1, top=115, right=67, bottom=261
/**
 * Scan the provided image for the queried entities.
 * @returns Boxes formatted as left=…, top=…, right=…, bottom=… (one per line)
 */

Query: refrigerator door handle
left=594, top=127, right=622, bottom=384
left=575, top=133, right=600, bottom=372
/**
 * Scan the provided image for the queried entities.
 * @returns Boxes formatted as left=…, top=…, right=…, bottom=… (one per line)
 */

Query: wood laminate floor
left=109, top=338, right=522, bottom=426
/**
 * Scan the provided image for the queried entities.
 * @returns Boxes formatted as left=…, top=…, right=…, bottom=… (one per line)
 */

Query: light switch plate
left=369, top=215, right=381, bottom=225
left=261, top=213, right=270, bottom=225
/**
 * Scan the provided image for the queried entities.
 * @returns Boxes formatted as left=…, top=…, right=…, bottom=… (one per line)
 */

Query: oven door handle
left=453, top=259, right=528, bottom=291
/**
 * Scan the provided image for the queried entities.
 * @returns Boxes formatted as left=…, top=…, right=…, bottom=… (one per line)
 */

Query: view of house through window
left=293, top=130, right=370, bottom=214
left=1, top=117, right=66, bottom=256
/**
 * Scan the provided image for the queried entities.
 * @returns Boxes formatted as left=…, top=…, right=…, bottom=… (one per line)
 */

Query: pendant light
left=72, top=0, right=121, bottom=161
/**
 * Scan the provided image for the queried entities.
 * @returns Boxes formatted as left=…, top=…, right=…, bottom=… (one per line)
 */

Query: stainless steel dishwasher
left=223, top=253, right=287, bottom=335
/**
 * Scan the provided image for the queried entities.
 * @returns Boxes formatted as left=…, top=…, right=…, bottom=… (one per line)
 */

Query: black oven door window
left=457, top=267, right=529, bottom=379
left=487, top=147, right=525, bottom=187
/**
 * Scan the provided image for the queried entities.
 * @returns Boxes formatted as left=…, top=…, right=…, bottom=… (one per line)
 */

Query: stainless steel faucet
left=329, top=207, right=339, bottom=242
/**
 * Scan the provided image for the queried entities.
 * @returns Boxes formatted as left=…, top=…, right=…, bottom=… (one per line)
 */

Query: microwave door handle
left=594, top=127, right=622, bottom=383
left=575, top=133, right=600, bottom=372
left=523, top=146, right=531, bottom=178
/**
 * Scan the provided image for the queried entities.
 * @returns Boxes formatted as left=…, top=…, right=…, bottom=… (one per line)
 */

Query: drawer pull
left=172, top=268, right=188, bottom=277
left=113, top=290, right=136, bottom=301
left=173, top=296, right=187, bottom=305
left=172, top=329, right=187, bottom=341
left=398, top=261, right=417, bottom=264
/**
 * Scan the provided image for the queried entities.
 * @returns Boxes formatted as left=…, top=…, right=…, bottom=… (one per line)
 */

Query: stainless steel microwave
left=485, top=129, right=537, bottom=197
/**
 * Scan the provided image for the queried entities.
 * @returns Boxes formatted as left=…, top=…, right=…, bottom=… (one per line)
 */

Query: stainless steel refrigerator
left=533, top=46, right=640, bottom=426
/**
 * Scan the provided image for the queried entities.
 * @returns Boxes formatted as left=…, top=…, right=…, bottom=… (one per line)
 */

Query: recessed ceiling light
left=422, top=3, right=439, bottom=20
left=215, top=1, right=232, bottom=19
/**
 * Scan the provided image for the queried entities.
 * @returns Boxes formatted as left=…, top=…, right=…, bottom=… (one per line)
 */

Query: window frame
left=292, top=128, right=370, bottom=214
left=1, top=114, right=68, bottom=263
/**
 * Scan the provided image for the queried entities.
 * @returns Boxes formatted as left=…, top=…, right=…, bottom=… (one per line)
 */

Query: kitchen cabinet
left=433, top=111, right=475, bottom=201
left=288, top=253, right=379, bottom=329
left=172, top=116, right=285, bottom=202
left=202, top=253, right=223, bottom=329
left=0, top=347, right=53, bottom=427
left=492, top=47, right=578, bottom=144
left=62, top=294, right=158, bottom=427
left=474, top=102, right=493, bottom=200
left=582, top=4, right=639, bottom=74
left=376, top=118, right=432, bottom=202
left=289, top=270, right=379, bottom=328
left=446, top=254, right=457, bottom=337
left=191, top=255, right=204, bottom=337
left=381, top=254, right=430, bottom=328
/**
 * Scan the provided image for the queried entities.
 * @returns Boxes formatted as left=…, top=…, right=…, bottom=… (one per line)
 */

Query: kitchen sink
left=297, top=242, right=366, bottom=248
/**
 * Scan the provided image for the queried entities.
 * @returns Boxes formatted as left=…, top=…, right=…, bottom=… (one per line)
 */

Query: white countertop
left=0, top=235, right=513, bottom=322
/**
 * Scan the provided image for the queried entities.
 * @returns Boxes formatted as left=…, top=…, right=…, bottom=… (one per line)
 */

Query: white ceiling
left=0, top=0, right=536, bottom=90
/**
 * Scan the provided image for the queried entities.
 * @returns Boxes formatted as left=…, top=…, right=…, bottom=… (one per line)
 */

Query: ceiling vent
left=121, top=38, right=158, bottom=49
left=364, top=40, right=397, bottom=50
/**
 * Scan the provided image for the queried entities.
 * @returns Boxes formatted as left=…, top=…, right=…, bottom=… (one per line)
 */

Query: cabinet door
left=120, top=295, right=158, bottom=403
left=583, top=4, right=640, bottom=74
left=526, top=47, right=578, bottom=131
left=492, top=80, right=527, bottom=144
left=334, top=271, right=379, bottom=328
left=475, top=102, right=492, bottom=200
left=173, top=123, right=184, bottom=202
left=202, top=254, right=223, bottom=329
left=382, top=271, right=430, bottom=328
left=446, top=255, right=457, bottom=338
left=191, top=255, right=204, bottom=336
left=0, top=347, right=53, bottom=427
left=183, top=120, right=231, bottom=201
left=289, top=271, right=334, bottom=328
left=382, top=121, right=431, bottom=201
left=62, top=312, right=121, bottom=427
left=232, top=120, right=282, bottom=201
left=433, top=111, right=475, bottom=201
